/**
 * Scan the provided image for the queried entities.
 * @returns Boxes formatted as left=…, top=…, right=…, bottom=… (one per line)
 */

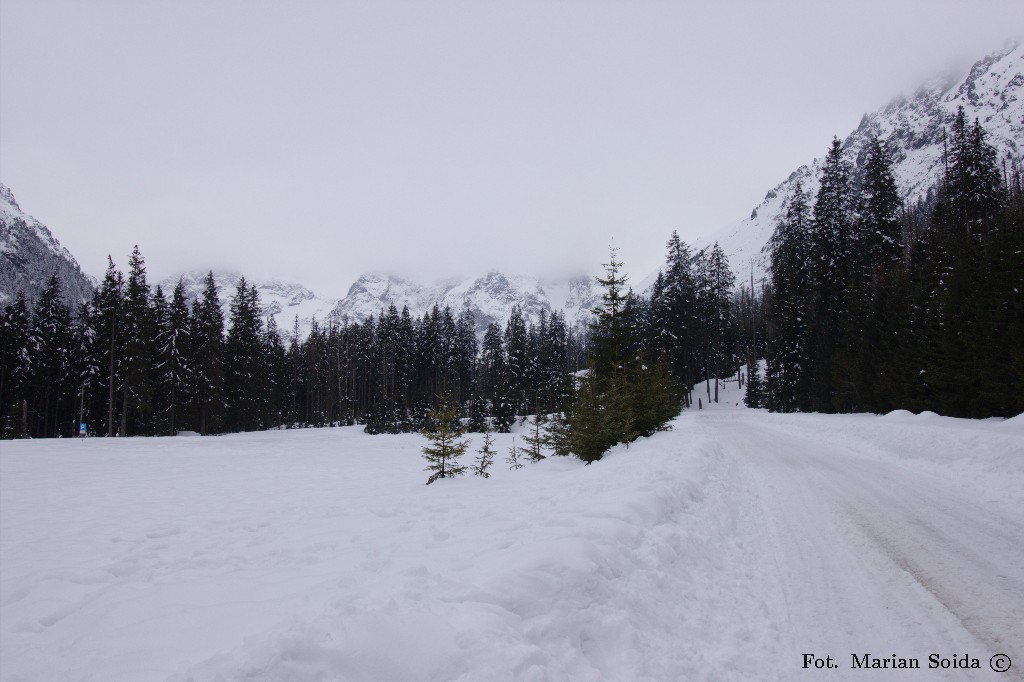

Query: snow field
left=1, top=421, right=781, bottom=681
left=3, top=382, right=1022, bottom=681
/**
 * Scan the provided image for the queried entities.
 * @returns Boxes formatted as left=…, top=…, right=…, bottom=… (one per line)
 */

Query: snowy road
left=2, top=388, right=1022, bottom=681
left=699, top=408, right=1024, bottom=680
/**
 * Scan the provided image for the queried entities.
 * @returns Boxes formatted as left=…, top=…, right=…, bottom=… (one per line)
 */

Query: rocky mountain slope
left=159, top=271, right=337, bottom=340
left=711, top=41, right=1024, bottom=281
left=331, top=271, right=600, bottom=335
left=0, top=183, right=94, bottom=307
left=161, top=270, right=600, bottom=340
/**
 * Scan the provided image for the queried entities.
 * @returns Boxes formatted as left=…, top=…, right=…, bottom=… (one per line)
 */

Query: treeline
left=1, top=234, right=748, bottom=453
left=0, top=249, right=590, bottom=439
left=758, top=107, right=1023, bottom=418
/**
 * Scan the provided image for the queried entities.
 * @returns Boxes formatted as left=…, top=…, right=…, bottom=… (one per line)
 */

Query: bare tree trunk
left=705, top=359, right=711, bottom=401
left=78, top=385, right=86, bottom=437
left=120, top=387, right=128, bottom=436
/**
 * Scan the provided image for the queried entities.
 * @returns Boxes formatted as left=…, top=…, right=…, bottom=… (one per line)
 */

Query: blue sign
left=79, top=423, right=87, bottom=436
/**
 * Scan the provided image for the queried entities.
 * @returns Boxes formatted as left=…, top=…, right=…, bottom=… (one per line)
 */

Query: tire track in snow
left=702, top=412, right=1024, bottom=680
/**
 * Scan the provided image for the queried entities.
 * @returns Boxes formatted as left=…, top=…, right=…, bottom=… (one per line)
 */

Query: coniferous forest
left=0, top=234, right=742, bottom=459
left=2, top=107, right=1021, bottom=453
left=758, top=108, right=1023, bottom=418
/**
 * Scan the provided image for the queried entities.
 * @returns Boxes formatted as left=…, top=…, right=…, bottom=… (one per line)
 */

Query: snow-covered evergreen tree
left=226, top=279, right=266, bottom=432
left=191, top=271, right=225, bottom=435
left=155, top=280, right=192, bottom=434
left=120, top=246, right=154, bottom=435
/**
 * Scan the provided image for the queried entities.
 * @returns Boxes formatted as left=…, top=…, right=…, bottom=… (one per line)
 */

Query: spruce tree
left=421, top=393, right=470, bottom=484
left=473, top=421, right=496, bottom=478
left=545, top=409, right=573, bottom=457
left=262, top=314, right=288, bottom=428
left=765, top=182, right=812, bottom=412
left=72, top=301, right=101, bottom=436
left=505, top=437, right=526, bottom=470
left=191, top=271, right=225, bottom=435
left=504, top=306, right=529, bottom=414
left=0, top=294, right=31, bottom=437
left=28, top=275, right=73, bottom=437
left=120, top=246, right=155, bottom=435
left=744, top=360, right=764, bottom=408
left=156, top=280, right=192, bottom=434
left=807, top=137, right=855, bottom=412
left=520, top=409, right=548, bottom=462
left=225, top=279, right=265, bottom=431
left=94, top=257, right=125, bottom=436
left=856, top=137, right=903, bottom=276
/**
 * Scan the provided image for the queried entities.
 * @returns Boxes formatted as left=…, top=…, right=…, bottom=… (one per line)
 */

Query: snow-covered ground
left=2, top=382, right=1022, bottom=681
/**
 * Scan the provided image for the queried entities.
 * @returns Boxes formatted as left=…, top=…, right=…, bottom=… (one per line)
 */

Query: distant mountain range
left=4, top=43, right=1022, bottom=329
left=160, top=270, right=600, bottom=339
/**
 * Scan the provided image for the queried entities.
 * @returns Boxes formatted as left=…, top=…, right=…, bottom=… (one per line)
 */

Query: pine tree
left=765, top=182, right=812, bottom=412
left=421, top=393, right=470, bottom=484
left=590, top=246, right=633, bottom=378
left=120, top=246, right=154, bottom=435
left=744, top=360, right=764, bottom=408
left=191, top=271, right=225, bottom=435
left=631, top=354, right=679, bottom=434
left=830, top=137, right=904, bottom=412
left=225, top=279, right=265, bottom=431
left=94, top=257, right=125, bottom=436
left=545, top=409, right=572, bottom=457
left=568, top=246, right=679, bottom=462
left=700, top=243, right=734, bottom=403
left=941, top=107, right=1004, bottom=236
left=0, top=293, right=31, bottom=437
left=156, top=280, right=192, bottom=434
left=504, top=306, right=529, bottom=414
left=483, top=322, right=515, bottom=432
left=262, top=314, right=288, bottom=428
left=855, top=137, right=903, bottom=276
left=654, top=231, right=699, bottom=399
left=521, top=409, right=548, bottom=462
left=473, top=421, right=496, bottom=478
left=71, top=301, right=101, bottom=436
left=28, top=275, right=73, bottom=437
left=505, top=437, right=526, bottom=470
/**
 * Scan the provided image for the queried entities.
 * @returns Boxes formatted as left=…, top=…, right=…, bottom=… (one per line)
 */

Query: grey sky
left=2, top=0, right=1021, bottom=294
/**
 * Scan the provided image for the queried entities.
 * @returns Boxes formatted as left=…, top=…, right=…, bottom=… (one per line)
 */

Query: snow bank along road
left=2, top=389, right=1022, bottom=681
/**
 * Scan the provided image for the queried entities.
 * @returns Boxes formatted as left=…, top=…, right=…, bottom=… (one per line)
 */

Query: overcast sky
left=2, top=0, right=1022, bottom=294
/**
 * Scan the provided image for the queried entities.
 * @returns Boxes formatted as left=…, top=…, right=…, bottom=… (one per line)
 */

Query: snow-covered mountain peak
left=1, top=182, right=94, bottom=306
left=710, top=42, right=1024, bottom=284
left=159, top=270, right=336, bottom=339
left=330, top=270, right=600, bottom=336
left=0, top=183, right=21, bottom=211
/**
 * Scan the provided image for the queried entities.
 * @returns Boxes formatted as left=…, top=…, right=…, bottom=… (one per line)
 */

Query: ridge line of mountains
left=3, top=42, right=1022, bottom=337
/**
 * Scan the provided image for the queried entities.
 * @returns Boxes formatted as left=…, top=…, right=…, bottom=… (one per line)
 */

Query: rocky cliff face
left=0, top=183, right=95, bottom=307
left=711, top=42, right=1024, bottom=280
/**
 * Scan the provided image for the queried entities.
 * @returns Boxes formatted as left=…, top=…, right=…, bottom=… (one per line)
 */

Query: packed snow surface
left=2, top=384, right=1023, bottom=681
